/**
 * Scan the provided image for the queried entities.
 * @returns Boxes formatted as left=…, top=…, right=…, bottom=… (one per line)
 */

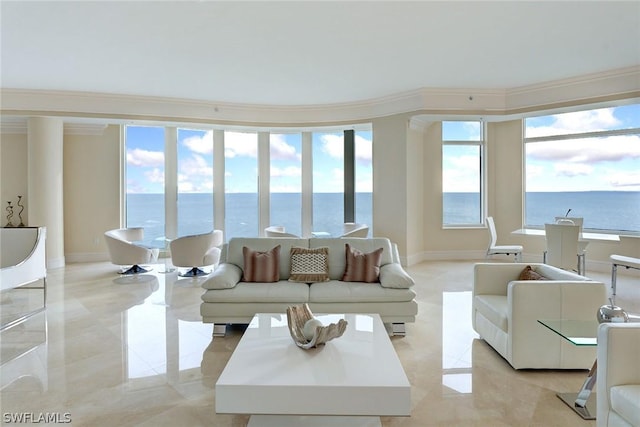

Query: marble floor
left=1, top=260, right=638, bottom=427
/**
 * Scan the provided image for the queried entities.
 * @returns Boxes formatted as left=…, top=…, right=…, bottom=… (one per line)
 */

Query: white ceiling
left=2, top=1, right=640, bottom=107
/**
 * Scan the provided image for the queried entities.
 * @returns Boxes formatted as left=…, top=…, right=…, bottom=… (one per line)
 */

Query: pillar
left=28, top=117, right=65, bottom=268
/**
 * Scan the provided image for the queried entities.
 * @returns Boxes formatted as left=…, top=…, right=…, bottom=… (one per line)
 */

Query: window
left=313, top=131, right=344, bottom=236
left=524, top=104, right=640, bottom=232
left=177, top=128, right=214, bottom=236
left=270, top=133, right=302, bottom=236
left=442, top=121, right=483, bottom=226
left=355, top=130, right=373, bottom=232
left=124, top=125, right=373, bottom=241
left=125, top=125, right=166, bottom=248
left=224, top=131, right=258, bottom=239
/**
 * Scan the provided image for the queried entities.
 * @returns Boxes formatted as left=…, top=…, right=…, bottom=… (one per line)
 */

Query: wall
left=63, top=125, right=121, bottom=262
left=0, top=133, right=28, bottom=226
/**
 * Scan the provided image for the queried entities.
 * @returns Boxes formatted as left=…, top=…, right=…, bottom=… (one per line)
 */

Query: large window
left=177, top=128, right=214, bottom=237
left=442, top=121, right=483, bottom=226
left=524, top=104, right=640, bottom=232
left=125, top=125, right=372, bottom=242
left=125, top=125, right=166, bottom=248
left=355, top=130, right=373, bottom=231
left=313, top=131, right=345, bottom=237
left=270, top=133, right=302, bottom=236
left=225, top=131, right=258, bottom=238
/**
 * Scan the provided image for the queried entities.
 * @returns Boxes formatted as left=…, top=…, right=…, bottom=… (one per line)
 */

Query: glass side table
left=537, top=319, right=598, bottom=420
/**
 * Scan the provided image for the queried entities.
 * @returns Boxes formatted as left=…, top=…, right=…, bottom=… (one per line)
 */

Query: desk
left=512, top=228, right=620, bottom=243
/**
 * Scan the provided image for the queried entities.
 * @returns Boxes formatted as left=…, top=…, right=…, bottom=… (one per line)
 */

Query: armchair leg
left=213, top=323, right=227, bottom=337
left=120, top=264, right=152, bottom=275
left=389, top=323, right=406, bottom=336
left=179, top=267, right=209, bottom=277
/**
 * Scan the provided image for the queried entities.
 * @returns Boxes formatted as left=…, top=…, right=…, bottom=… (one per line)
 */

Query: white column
left=28, top=117, right=65, bottom=269
left=301, top=132, right=313, bottom=237
left=213, top=130, right=225, bottom=233
left=165, top=127, right=178, bottom=242
left=258, top=132, right=270, bottom=236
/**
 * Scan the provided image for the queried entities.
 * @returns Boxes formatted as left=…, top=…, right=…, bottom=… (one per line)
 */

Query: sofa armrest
left=379, top=263, right=414, bottom=289
left=202, top=263, right=243, bottom=290
left=508, top=280, right=606, bottom=367
left=473, top=263, right=529, bottom=297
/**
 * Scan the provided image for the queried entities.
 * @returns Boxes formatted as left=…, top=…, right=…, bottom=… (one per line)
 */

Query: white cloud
left=554, top=162, right=593, bottom=177
left=144, top=168, right=164, bottom=184
left=270, top=134, right=300, bottom=161
left=527, top=108, right=622, bottom=137
left=271, top=165, right=301, bottom=178
left=182, top=131, right=213, bottom=154
left=355, top=134, right=372, bottom=165
left=225, top=131, right=258, bottom=158
left=127, top=148, right=164, bottom=167
left=608, top=171, right=640, bottom=188
left=321, top=134, right=344, bottom=159
left=527, top=135, right=640, bottom=163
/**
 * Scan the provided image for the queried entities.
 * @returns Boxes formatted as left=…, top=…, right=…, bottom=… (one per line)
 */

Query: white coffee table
left=215, top=313, right=411, bottom=427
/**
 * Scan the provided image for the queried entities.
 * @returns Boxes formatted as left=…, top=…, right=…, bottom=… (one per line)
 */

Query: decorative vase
left=17, top=195, right=25, bottom=227
left=5, top=201, right=14, bottom=227
left=597, top=298, right=629, bottom=323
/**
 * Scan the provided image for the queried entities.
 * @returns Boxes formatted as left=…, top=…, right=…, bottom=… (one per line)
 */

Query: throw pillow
left=518, top=265, right=547, bottom=280
left=289, top=246, right=330, bottom=283
left=341, top=243, right=383, bottom=283
left=242, top=245, right=281, bottom=282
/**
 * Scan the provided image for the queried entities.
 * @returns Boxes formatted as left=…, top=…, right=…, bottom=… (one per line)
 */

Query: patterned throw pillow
left=341, top=243, right=383, bottom=283
left=518, top=265, right=547, bottom=280
left=289, top=247, right=330, bottom=283
left=242, top=245, right=281, bottom=282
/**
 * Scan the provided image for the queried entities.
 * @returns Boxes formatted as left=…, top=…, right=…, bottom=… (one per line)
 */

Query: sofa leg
left=213, top=323, right=227, bottom=337
left=390, top=323, right=406, bottom=336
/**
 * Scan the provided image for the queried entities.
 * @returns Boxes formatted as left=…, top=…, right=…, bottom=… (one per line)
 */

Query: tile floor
left=1, top=260, right=638, bottom=426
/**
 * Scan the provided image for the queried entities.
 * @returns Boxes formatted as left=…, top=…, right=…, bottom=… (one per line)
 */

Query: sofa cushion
left=379, top=263, right=415, bottom=289
left=310, top=238, right=393, bottom=280
left=309, top=280, right=416, bottom=303
left=201, top=281, right=310, bottom=303
left=242, top=245, right=281, bottom=282
left=202, top=263, right=243, bottom=290
left=474, top=295, right=508, bottom=332
left=535, top=264, right=588, bottom=281
left=227, top=238, right=308, bottom=280
left=341, top=243, right=383, bottom=283
left=610, top=385, right=640, bottom=426
left=288, top=246, right=330, bottom=283
left=518, top=265, right=547, bottom=280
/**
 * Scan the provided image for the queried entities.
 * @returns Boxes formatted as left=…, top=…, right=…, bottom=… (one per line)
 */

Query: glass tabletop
left=537, top=319, right=599, bottom=346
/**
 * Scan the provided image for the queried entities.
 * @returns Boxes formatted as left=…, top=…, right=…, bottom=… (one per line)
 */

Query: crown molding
left=1, top=66, right=638, bottom=126
left=0, top=118, right=108, bottom=135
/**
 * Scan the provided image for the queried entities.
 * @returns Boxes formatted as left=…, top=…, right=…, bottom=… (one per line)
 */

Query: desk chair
left=544, top=223, right=585, bottom=275
left=610, top=254, right=640, bottom=295
left=485, top=216, right=523, bottom=261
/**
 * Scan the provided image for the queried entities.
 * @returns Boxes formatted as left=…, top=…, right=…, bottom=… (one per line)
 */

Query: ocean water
left=127, top=191, right=639, bottom=247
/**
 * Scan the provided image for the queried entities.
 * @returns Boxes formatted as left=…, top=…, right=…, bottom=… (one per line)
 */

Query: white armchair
left=264, top=226, right=299, bottom=237
left=341, top=223, right=369, bottom=237
left=104, top=228, right=159, bottom=274
left=170, top=230, right=223, bottom=277
left=597, top=322, right=640, bottom=427
left=472, top=262, right=607, bottom=369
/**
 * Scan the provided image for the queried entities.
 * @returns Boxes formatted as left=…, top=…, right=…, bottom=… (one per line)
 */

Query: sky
left=441, top=104, right=640, bottom=193
left=524, top=104, right=640, bottom=192
left=126, top=128, right=373, bottom=194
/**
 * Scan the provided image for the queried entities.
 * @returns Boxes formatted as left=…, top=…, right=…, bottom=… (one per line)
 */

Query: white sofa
left=597, top=322, right=640, bottom=427
left=201, top=237, right=417, bottom=336
left=472, top=262, right=607, bottom=370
